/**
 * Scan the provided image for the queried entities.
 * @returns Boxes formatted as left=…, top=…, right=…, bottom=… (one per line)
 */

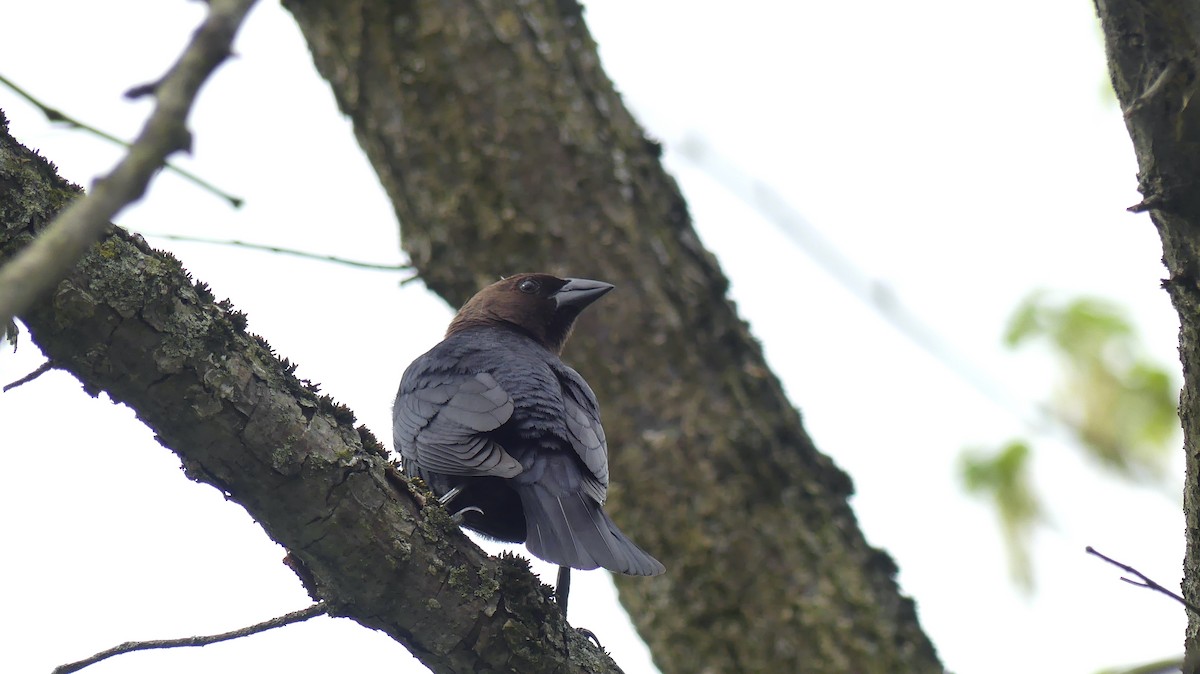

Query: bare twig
left=51, top=602, right=328, bottom=674
left=678, top=137, right=1166, bottom=488
left=124, top=80, right=162, bottom=100
left=3, top=359, right=54, bottom=391
left=0, top=73, right=243, bottom=208
left=143, top=233, right=412, bottom=272
left=675, top=136, right=1034, bottom=424
left=1086, top=545, right=1200, bottom=616
left=0, top=0, right=258, bottom=330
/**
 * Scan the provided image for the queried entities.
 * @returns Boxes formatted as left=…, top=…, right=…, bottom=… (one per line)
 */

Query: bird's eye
left=518, top=278, right=540, bottom=294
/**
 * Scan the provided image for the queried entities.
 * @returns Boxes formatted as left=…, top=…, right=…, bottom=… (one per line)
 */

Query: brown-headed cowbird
left=393, top=274, right=664, bottom=578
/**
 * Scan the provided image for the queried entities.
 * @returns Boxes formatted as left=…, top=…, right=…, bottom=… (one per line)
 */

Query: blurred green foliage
left=1005, top=292, right=1177, bottom=480
left=960, top=292, right=1178, bottom=590
left=960, top=439, right=1045, bottom=591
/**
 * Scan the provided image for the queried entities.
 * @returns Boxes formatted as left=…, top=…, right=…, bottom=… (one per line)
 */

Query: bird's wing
left=557, top=364, right=610, bottom=502
left=394, top=368, right=522, bottom=478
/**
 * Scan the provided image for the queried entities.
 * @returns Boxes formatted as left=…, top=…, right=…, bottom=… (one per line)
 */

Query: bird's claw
left=449, top=505, right=483, bottom=523
left=577, top=628, right=602, bottom=649
left=437, top=485, right=463, bottom=506
left=433, top=487, right=480, bottom=523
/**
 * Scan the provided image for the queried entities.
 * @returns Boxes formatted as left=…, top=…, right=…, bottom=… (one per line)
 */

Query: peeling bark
left=0, top=111, right=621, bottom=674
left=1094, top=0, right=1200, bottom=667
left=283, top=1, right=943, bottom=671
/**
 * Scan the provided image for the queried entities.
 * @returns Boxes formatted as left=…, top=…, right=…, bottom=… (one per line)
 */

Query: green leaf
left=1004, top=292, right=1177, bottom=481
left=959, top=440, right=1045, bottom=591
left=1002, top=291, right=1047, bottom=348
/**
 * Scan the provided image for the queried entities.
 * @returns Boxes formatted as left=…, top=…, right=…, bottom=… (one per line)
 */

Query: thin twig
left=0, top=73, right=243, bottom=208
left=1086, top=546, right=1200, bottom=616
left=677, top=137, right=1163, bottom=486
left=0, top=0, right=258, bottom=330
left=675, top=136, right=1033, bottom=424
left=3, top=359, right=54, bottom=392
left=143, top=233, right=412, bottom=272
left=51, top=602, right=328, bottom=674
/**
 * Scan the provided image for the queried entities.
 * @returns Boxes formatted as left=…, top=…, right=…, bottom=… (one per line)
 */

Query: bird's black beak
left=552, top=277, right=614, bottom=310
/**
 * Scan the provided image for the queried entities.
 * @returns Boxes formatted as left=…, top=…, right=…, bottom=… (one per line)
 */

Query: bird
left=393, top=273, right=665, bottom=598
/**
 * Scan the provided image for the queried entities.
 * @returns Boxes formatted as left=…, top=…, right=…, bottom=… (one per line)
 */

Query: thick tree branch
left=283, top=0, right=943, bottom=671
left=0, top=112, right=618, bottom=674
left=1093, top=0, right=1200, bottom=664
left=0, top=0, right=254, bottom=328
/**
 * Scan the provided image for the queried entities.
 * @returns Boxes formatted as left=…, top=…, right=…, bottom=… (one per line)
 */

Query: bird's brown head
left=446, top=273, right=614, bottom=354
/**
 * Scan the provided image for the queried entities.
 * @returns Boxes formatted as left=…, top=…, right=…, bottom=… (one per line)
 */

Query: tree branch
left=0, top=111, right=619, bottom=674
left=1087, top=546, right=1200, bottom=615
left=141, top=233, right=412, bottom=272
left=52, top=603, right=329, bottom=674
left=1093, top=0, right=1200, bottom=662
left=0, top=0, right=255, bottom=328
left=0, top=73, right=242, bottom=207
left=3, top=358, right=54, bottom=392
left=283, top=1, right=943, bottom=672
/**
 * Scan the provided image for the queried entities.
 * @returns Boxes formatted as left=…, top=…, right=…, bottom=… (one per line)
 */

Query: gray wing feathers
left=395, top=371, right=522, bottom=478
left=562, top=395, right=609, bottom=503
left=558, top=366, right=610, bottom=503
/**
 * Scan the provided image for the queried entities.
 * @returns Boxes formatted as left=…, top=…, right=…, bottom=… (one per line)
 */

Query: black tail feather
left=520, top=483, right=665, bottom=576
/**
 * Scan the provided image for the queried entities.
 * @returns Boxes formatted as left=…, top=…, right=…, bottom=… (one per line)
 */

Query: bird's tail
left=519, top=484, right=665, bottom=576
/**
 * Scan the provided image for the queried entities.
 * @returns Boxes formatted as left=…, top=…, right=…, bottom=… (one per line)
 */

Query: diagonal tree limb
left=3, top=357, right=54, bottom=391
left=1087, top=546, right=1200, bottom=616
left=283, top=0, right=943, bottom=672
left=0, top=0, right=255, bottom=329
left=1093, top=0, right=1200, bottom=664
left=5, top=0, right=944, bottom=670
left=0, top=113, right=619, bottom=674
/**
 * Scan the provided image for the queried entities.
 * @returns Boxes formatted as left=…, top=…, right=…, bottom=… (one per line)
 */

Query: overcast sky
left=0, top=2, right=1187, bottom=673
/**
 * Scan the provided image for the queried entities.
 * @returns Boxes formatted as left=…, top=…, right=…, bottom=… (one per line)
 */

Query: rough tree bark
left=0, top=112, right=619, bottom=674
left=283, top=1, right=942, bottom=672
left=1094, top=0, right=1200, bottom=667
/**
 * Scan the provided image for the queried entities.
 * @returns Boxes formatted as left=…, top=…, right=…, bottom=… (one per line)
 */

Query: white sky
left=0, top=2, right=1186, bottom=673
